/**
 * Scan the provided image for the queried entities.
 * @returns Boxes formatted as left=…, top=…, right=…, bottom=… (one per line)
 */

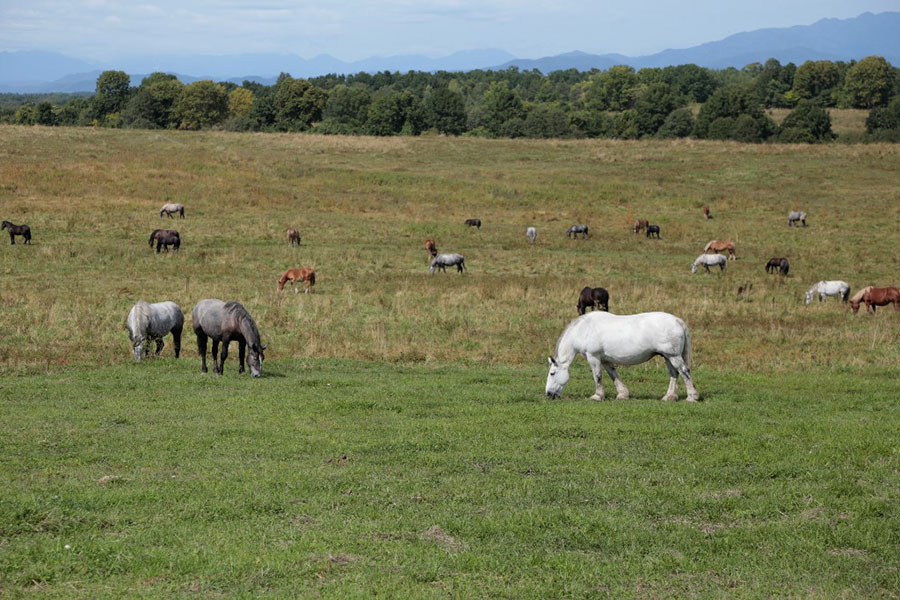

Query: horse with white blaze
left=546, top=311, right=700, bottom=402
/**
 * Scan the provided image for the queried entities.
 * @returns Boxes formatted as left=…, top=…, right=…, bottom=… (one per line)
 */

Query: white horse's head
left=804, top=288, right=815, bottom=305
left=131, top=335, right=145, bottom=361
left=247, top=343, right=266, bottom=377
left=545, top=356, right=570, bottom=398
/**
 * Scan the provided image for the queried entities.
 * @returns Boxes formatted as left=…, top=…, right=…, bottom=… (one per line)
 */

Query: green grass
left=1, top=360, right=898, bottom=598
left=1, top=126, right=899, bottom=597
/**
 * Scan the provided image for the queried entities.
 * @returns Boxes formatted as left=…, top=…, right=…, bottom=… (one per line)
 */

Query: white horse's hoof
left=590, top=394, right=605, bottom=402
left=616, top=392, right=630, bottom=400
left=686, top=394, right=700, bottom=403
left=661, top=394, right=677, bottom=402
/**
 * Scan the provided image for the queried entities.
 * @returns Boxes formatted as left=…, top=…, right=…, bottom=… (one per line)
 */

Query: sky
left=2, top=0, right=899, bottom=61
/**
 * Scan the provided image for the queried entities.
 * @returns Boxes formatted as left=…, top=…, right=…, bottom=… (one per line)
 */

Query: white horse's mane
left=128, top=301, right=152, bottom=338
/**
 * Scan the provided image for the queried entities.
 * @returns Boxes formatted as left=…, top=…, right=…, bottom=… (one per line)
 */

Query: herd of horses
left=5, top=200, right=897, bottom=397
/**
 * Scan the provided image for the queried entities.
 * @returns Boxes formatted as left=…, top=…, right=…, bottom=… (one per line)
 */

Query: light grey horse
left=430, top=253, right=466, bottom=275
left=192, top=299, right=266, bottom=377
left=691, top=253, right=727, bottom=274
left=804, top=281, right=850, bottom=305
left=160, top=203, right=185, bottom=218
left=526, top=227, right=537, bottom=244
left=566, top=224, right=589, bottom=239
left=787, top=210, right=807, bottom=227
left=126, top=301, right=184, bottom=361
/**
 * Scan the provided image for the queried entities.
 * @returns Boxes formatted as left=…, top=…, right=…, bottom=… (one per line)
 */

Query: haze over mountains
left=1, top=11, right=898, bottom=94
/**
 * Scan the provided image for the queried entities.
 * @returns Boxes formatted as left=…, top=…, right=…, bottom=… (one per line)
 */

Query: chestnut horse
left=286, top=229, right=301, bottom=246
left=632, top=219, right=648, bottom=234
left=278, top=267, right=316, bottom=293
left=850, top=286, right=900, bottom=314
left=425, top=238, right=437, bottom=257
left=702, top=206, right=711, bottom=219
left=704, top=240, right=736, bottom=260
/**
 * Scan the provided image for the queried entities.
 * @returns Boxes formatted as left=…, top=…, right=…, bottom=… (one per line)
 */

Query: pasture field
left=0, top=126, right=899, bottom=597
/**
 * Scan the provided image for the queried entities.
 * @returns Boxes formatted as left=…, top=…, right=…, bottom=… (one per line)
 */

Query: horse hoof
left=661, top=394, right=677, bottom=402
left=590, top=394, right=605, bottom=402
left=616, top=393, right=630, bottom=401
left=687, top=394, right=700, bottom=403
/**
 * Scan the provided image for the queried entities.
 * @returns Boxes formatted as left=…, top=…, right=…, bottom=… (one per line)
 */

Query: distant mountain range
left=1, top=11, right=898, bottom=93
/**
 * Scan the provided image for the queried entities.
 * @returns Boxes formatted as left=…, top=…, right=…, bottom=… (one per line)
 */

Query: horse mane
left=128, top=301, right=152, bottom=337
left=223, top=301, right=260, bottom=345
left=554, top=315, right=585, bottom=360
left=849, top=286, right=873, bottom=304
left=703, top=240, right=714, bottom=251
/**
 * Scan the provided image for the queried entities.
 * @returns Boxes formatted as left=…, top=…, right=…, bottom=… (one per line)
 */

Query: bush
left=707, top=117, right=736, bottom=140
left=656, top=108, right=694, bottom=138
left=778, top=101, right=833, bottom=142
left=865, top=97, right=900, bottom=133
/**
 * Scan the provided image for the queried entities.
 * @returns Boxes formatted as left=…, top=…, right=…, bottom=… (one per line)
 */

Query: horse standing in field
left=566, top=225, right=589, bottom=239
left=546, top=311, right=699, bottom=402
left=149, top=229, right=179, bottom=248
left=702, top=206, right=711, bottom=220
left=159, top=203, right=185, bottom=218
left=645, top=225, right=660, bottom=239
left=632, top=219, right=648, bottom=234
left=577, top=287, right=610, bottom=315
left=425, top=238, right=438, bottom=257
left=766, top=257, right=789, bottom=275
left=2, top=221, right=31, bottom=244
left=787, top=211, right=807, bottom=227
left=850, top=286, right=900, bottom=314
left=703, top=240, right=736, bottom=260
left=286, top=229, right=301, bottom=246
left=804, top=281, right=850, bottom=305
left=430, top=253, right=466, bottom=274
left=126, top=301, right=183, bottom=361
left=278, top=267, right=316, bottom=293
left=526, top=227, right=537, bottom=244
left=156, top=231, right=180, bottom=253
left=192, top=299, right=266, bottom=377
left=692, top=254, right=727, bottom=274
left=465, top=218, right=482, bottom=229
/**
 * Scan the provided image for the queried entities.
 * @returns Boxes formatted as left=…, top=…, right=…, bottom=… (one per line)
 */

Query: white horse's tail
left=682, top=323, right=692, bottom=369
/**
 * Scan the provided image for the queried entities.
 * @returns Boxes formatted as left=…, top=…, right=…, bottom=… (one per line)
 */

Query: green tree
left=567, top=110, right=612, bottom=138
left=35, top=101, right=57, bottom=126
left=694, top=85, right=773, bottom=141
left=478, top=82, right=525, bottom=136
left=865, top=96, right=900, bottom=132
left=228, top=87, right=254, bottom=120
left=123, top=73, right=184, bottom=129
left=94, top=70, right=132, bottom=118
left=174, top=80, right=228, bottom=130
left=656, top=107, right=694, bottom=138
left=791, top=61, right=841, bottom=106
left=778, top=101, right=833, bottom=142
left=424, top=88, right=467, bottom=135
left=843, top=56, right=895, bottom=108
left=585, top=65, right=639, bottom=111
left=632, top=82, right=683, bottom=136
left=274, top=76, right=328, bottom=131
left=367, top=91, right=409, bottom=136
left=522, top=103, right=568, bottom=138
left=323, top=84, right=372, bottom=129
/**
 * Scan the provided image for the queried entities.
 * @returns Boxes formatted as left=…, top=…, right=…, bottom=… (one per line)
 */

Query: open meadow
left=0, top=126, right=898, bottom=597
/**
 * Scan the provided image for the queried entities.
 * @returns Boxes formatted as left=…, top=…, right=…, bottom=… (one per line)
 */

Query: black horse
left=464, top=218, right=482, bottom=229
left=156, top=232, right=181, bottom=253
left=577, top=286, right=610, bottom=315
left=766, top=257, right=789, bottom=275
left=646, top=224, right=661, bottom=239
left=2, top=221, right=32, bottom=244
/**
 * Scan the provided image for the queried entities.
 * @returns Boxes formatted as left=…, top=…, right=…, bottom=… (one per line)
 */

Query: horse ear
left=548, top=356, right=557, bottom=366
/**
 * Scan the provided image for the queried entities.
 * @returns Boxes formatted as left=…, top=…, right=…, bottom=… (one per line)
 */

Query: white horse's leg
left=602, top=363, right=629, bottom=400
left=662, top=358, right=679, bottom=402
left=585, top=353, right=605, bottom=401
left=669, top=355, right=700, bottom=402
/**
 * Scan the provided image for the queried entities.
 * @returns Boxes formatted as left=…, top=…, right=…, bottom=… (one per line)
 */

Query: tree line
left=4, top=56, right=900, bottom=143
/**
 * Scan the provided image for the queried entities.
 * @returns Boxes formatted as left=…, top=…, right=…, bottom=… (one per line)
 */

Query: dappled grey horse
left=430, top=253, right=466, bottom=274
left=126, top=300, right=183, bottom=361
left=192, top=299, right=266, bottom=377
left=526, top=227, right=537, bottom=244
left=787, top=210, right=807, bottom=227
left=692, top=253, right=727, bottom=274
left=566, top=224, right=589, bottom=239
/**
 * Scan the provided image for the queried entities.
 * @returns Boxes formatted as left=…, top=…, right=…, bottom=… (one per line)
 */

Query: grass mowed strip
left=1, top=360, right=897, bottom=598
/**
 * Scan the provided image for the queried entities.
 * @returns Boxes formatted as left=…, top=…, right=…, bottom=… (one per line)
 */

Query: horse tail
left=307, top=271, right=316, bottom=286
left=682, top=323, right=692, bottom=369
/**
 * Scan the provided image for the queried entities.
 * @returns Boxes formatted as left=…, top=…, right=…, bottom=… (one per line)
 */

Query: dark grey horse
left=646, top=224, right=660, bottom=239
left=156, top=231, right=180, bottom=253
left=566, top=225, right=589, bottom=239
left=192, top=299, right=266, bottom=377
left=465, top=218, right=482, bottom=229
left=2, top=220, right=31, bottom=244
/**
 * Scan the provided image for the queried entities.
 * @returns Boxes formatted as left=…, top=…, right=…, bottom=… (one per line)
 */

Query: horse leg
left=211, top=339, right=220, bottom=374
left=602, top=363, right=629, bottom=400
left=668, top=355, right=699, bottom=402
left=9, top=232, right=14, bottom=245
left=173, top=326, right=182, bottom=359
left=661, top=358, right=680, bottom=402
left=238, top=341, right=246, bottom=374
left=305, top=279, right=311, bottom=293
left=155, top=338, right=164, bottom=355
left=197, top=331, right=208, bottom=373
left=218, top=338, right=230, bottom=375
left=585, top=354, right=606, bottom=401
left=703, top=264, right=710, bottom=273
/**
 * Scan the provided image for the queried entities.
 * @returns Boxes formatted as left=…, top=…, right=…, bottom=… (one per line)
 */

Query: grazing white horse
left=126, top=301, right=184, bottom=361
left=430, top=253, right=466, bottom=274
left=691, top=253, right=727, bottom=274
left=526, top=227, right=537, bottom=244
left=787, top=210, right=807, bottom=227
left=159, top=203, right=185, bottom=218
left=546, top=311, right=699, bottom=402
left=805, top=280, right=850, bottom=305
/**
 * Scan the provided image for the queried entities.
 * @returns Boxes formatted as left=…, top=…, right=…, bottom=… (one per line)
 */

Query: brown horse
left=766, top=257, right=789, bottom=275
left=850, top=286, right=900, bottom=314
left=278, top=267, right=316, bottom=294
left=632, top=219, right=648, bottom=234
left=149, top=229, right=179, bottom=248
left=2, top=220, right=32, bottom=244
left=704, top=240, right=736, bottom=260
left=464, top=218, right=482, bottom=229
left=424, top=238, right=437, bottom=257
left=702, top=206, right=711, bottom=219
left=286, top=229, right=301, bottom=246
left=577, top=286, right=609, bottom=315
